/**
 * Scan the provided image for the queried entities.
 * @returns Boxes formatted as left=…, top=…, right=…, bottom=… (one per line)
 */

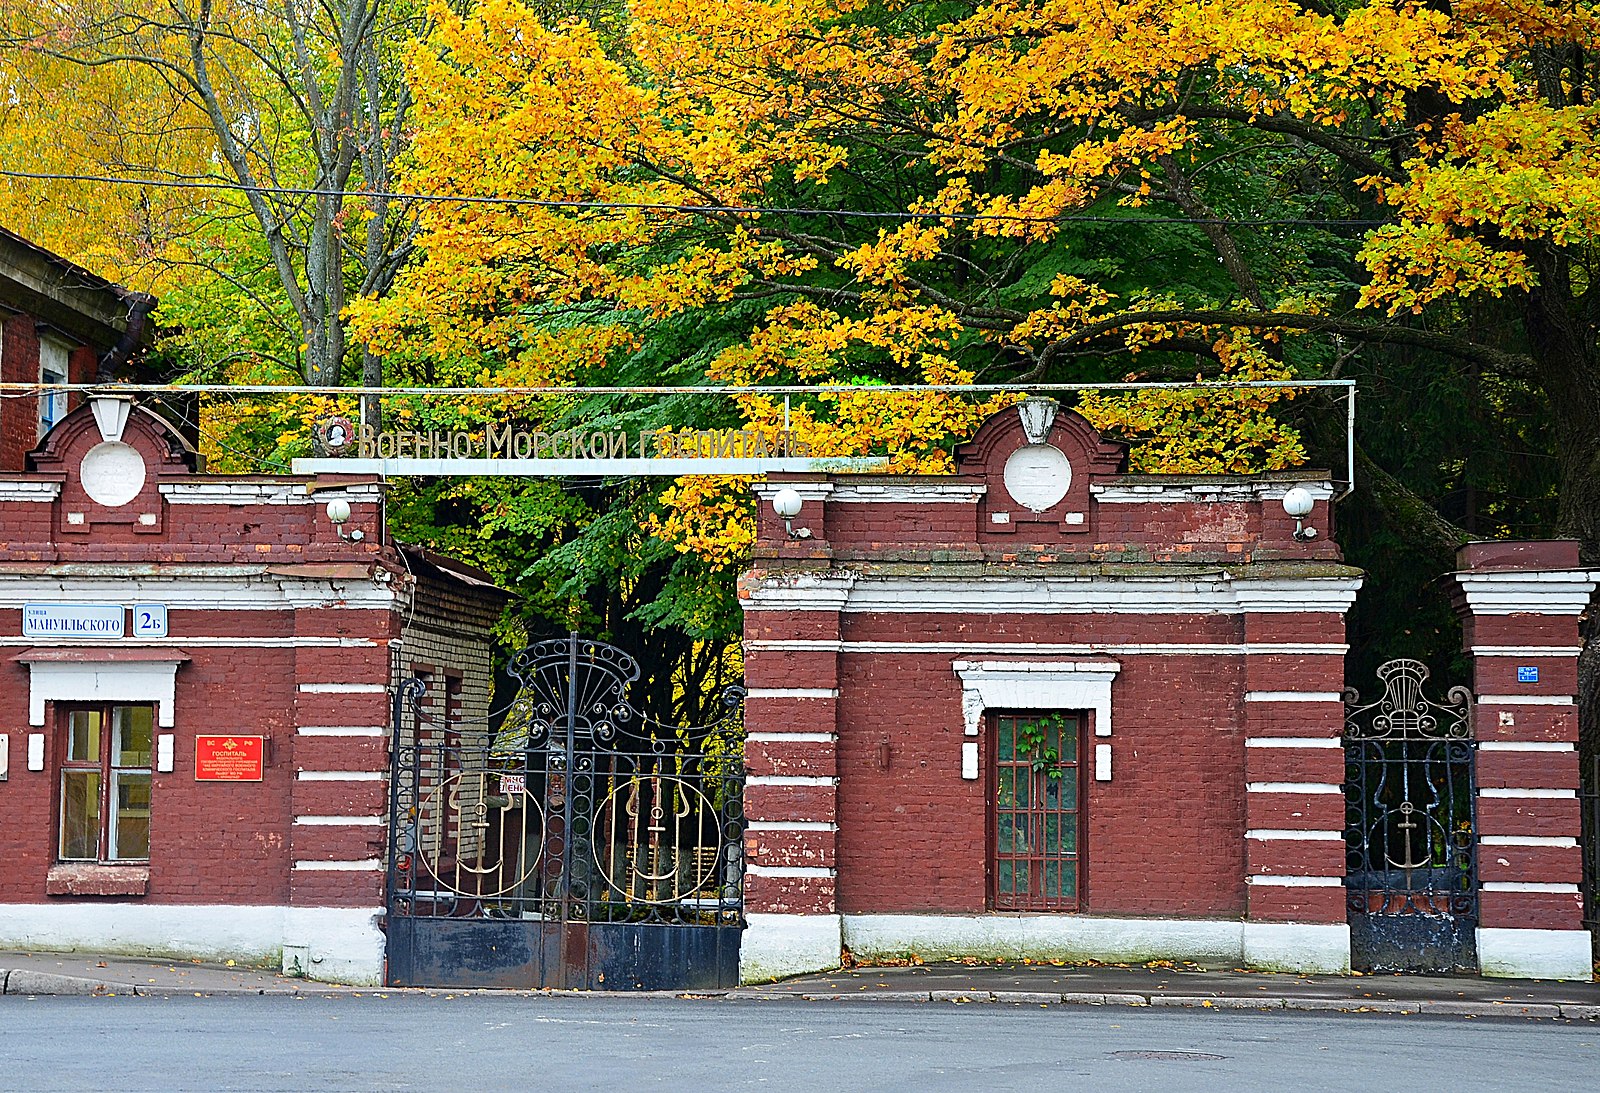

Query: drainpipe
left=95, top=292, right=158, bottom=381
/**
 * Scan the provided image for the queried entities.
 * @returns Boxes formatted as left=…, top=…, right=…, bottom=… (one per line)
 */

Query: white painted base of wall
left=0, top=904, right=385, bottom=985
left=1477, top=927, right=1593, bottom=981
left=843, top=914, right=1245, bottom=965
left=741, top=913, right=843, bottom=983
left=1241, top=922, right=1350, bottom=974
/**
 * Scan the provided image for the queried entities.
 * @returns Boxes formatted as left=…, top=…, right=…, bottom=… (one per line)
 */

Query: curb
left=0, top=967, right=351, bottom=998
left=724, top=988, right=1600, bottom=1020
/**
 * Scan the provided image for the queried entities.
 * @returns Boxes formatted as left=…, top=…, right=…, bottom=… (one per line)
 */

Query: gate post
left=1452, top=540, right=1598, bottom=979
left=738, top=505, right=846, bottom=980
left=1237, top=585, right=1356, bottom=974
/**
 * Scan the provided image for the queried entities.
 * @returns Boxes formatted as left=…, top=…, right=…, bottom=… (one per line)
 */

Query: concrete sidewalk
left=0, top=951, right=366, bottom=997
left=729, top=960, right=1600, bottom=1019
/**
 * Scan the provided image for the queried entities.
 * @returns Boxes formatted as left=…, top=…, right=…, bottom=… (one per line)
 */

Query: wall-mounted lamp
left=771, top=488, right=812, bottom=540
left=325, top=498, right=365, bottom=542
left=1282, top=486, right=1317, bottom=542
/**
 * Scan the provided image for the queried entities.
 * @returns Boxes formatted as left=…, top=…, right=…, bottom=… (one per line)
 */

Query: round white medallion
left=79, top=441, right=147, bottom=508
left=1003, top=443, right=1072, bottom=512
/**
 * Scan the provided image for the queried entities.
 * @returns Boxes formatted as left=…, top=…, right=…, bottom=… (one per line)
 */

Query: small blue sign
left=1517, top=666, right=1540, bottom=684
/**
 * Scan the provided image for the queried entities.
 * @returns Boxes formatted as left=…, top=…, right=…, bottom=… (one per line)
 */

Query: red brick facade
left=0, top=400, right=503, bottom=983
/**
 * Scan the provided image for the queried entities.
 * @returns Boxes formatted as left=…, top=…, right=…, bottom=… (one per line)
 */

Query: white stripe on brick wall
left=1476, top=695, right=1574, bottom=706
left=1245, top=691, right=1343, bottom=702
left=745, top=688, right=839, bottom=699
left=297, top=725, right=387, bottom=737
left=1479, top=788, right=1576, bottom=799
left=1246, top=738, right=1341, bottom=749
left=1246, top=782, right=1342, bottom=794
left=0, top=636, right=383, bottom=649
left=1247, top=875, right=1342, bottom=887
left=298, top=683, right=386, bottom=693
left=746, top=640, right=1349, bottom=656
left=747, top=864, right=834, bottom=878
left=747, top=775, right=835, bottom=787
left=293, top=816, right=385, bottom=826
left=1470, top=646, right=1584, bottom=657
left=291, top=859, right=383, bottom=871
left=1481, top=882, right=1580, bottom=893
left=747, top=732, right=836, bottom=743
left=1246, top=830, right=1343, bottom=841
left=1480, top=835, right=1578, bottom=848
left=747, top=820, right=838, bottom=832
left=1477, top=741, right=1574, bottom=752
left=296, top=771, right=385, bottom=781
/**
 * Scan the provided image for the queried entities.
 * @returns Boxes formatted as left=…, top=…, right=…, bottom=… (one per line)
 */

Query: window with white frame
left=58, top=704, right=154, bottom=862
left=39, top=335, right=70, bottom=438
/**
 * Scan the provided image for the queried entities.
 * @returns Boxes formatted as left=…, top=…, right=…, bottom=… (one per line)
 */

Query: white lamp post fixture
left=771, top=488, right=811, bottom=540
left=1282, top=486, right=1317, bottom=542
left=325, top=498, right=365, bottom=542
left=89, top=393, right=135, bottom=444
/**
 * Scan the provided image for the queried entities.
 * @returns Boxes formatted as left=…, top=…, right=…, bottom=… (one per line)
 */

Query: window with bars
left=58, top=705, right=154, bottom=862
left=990, top=712, right=1082, bottom=911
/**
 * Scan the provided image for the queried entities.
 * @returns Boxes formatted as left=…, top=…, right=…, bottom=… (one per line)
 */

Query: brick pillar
left=737, top=570, right=847, bottom=981
left=1453, top=540, right=1596, bottom=980
left=1237, top=580, right=1360, bottom=973
left=282, top=602, right=396, bottom=984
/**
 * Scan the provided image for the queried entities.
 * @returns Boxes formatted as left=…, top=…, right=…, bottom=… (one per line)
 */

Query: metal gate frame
left=384, top=634, right=747, bottom=989
left=1343, top=659, right=1479, bottom=974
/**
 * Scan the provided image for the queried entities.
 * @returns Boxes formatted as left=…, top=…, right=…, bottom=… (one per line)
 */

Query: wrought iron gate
left=1344, top=659, right=1478, bottom=974
left=1582, top=755, right=1600, bottom=961
left=385, top=635, right=746, bottom=989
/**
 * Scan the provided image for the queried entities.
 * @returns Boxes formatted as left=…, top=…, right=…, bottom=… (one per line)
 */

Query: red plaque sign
left=194, top=735, right=265, bottom=782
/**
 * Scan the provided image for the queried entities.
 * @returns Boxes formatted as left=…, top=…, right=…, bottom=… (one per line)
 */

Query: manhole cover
left=1109, top=1051, right=1227, bottom=1062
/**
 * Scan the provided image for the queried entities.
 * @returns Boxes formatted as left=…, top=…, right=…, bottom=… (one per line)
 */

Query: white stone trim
left=1247, top=875, right=1342, bottom=887
left=1477, top=927, right=1594, bottom=981
left=741, top=913, right=842, bottom=982
left=1454, top=572, right=1600, bottom=616
left=0, top=572, right=396, bottom=611
left=1247, top=782, right=1342, bottom=794
left=842, top=914, right=1245, bottom=966
left=1480, top=835, right=1578, bottom=848
left=0, top=481, right=61, bottom=502
left=4, top=636, right=383, bottom=649
left=1247, top=829, right=1344, bottom=841
left=825, top=483, right=987, bottom=504
left=1242, top=922, right=1350, bottom=975
left=296, top=725, right=387, bottom=737
left=1477, top=741, right=1573, bottom=752
left=749, top=481, right=836, bottom=504
left=1470, top=646, right=1584, bottom=657
left=291, top=859, right=383, bottom=871
left=746, top=639, right=1349, bottom=656
left=295, top=771, right=385, bottom=782
left=1480, top=882, right=1580, bottom=893
left=746, top=820, right=838, bottom=832
left=745, top=688, right=838, bottom=699
left=1476, top=695, right=1574, bottom=706
left=293, top=816, right=384, bottom=826
left=747, top=775, right=834, bottom=787
left=1246, top=738, right=1341, bottom=748
left=954, top=660, right=1120, bottom=738
left=25, top=658, right=181, bottom=727
left=1479, top=788, right=1575, bottom=799
left=747, top=731, right=836, bottom=743
left=0, top=903, right=383, bottom=985
left=760, top=575, right=1366, bottom=615
left=158, top=481, right=382, bottom=505
left=297, top=683, right=386, bottom=694
left=1245, top=691, right=1343, bottom=702
left=746, top=864, right=834, bottom=878
left=1091, top=481, right=1333, bottom=504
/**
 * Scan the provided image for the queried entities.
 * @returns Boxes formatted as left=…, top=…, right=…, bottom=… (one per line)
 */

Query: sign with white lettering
left=132, top=604, right=169, bottom=638
left=22, top=603, right=124, bottom=639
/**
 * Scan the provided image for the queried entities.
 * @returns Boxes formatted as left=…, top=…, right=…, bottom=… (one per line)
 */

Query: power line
left=0, top=169, right=1385, bottom=229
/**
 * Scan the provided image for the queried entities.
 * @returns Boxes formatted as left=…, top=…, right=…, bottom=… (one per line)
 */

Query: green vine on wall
left=1015, top=714, right=1068, bottom=780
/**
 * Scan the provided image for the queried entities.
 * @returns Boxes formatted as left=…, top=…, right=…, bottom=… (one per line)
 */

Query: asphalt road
left=2, top=995, right=1595, bottom=1092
